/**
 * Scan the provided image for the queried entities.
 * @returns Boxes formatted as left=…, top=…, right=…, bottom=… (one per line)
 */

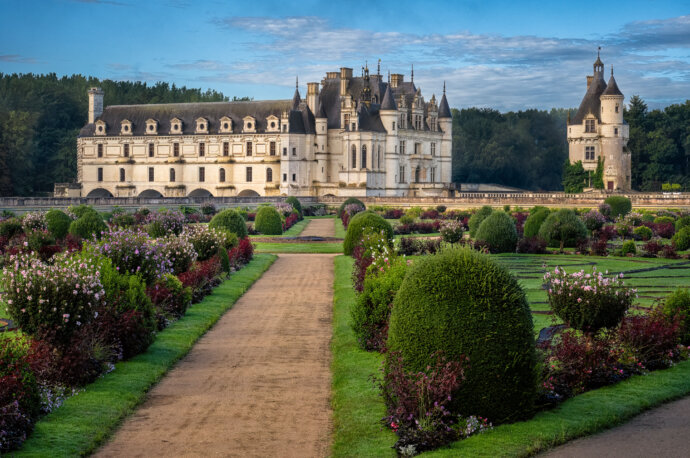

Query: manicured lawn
left=254, top=242, right=343, bottom=253
left=282, top=218, right=310, bottom=236
left=335, top=217, right=347, bottom=239
left=15, top=254, right=276, bottom=457
left=331, top=252, right=690, bottom=457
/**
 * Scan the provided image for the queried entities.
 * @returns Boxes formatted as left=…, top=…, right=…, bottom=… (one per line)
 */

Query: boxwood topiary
left=68, top=212, right=107, bottom=239
left=633, top=225, right=653, bottom=241
left=286, top=196, right=303, bottom=218
left=523, top=208, right=550, bottom=238
left=675, top=215, right=690, bottom=231
left=620, top=239, right=637, bottom=255
left=338, top=197, right=365, bottom=218
left=254, top=206, right=283, bottom=235
left=475, top=211, right=518, bottom=253
left=672, top=226, right=690, bottom=251
left=45, top=209, right=72, bottom=239
left=538, top=209, right=588, bottom=250
left=209, top=209, right=248, bottom=238
left=387, top=246, right=537, bottom=423
left=343, top=211, right=393, bottom=256
left=663, top=288, right=690, bottom=344
left=68, top=204, right=99, bottom=219
left=468, top=206, right=493, bottom=238
left=604, top=196, right=632, bottom=218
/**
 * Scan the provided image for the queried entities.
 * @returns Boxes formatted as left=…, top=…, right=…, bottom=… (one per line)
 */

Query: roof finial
left=598, top=46, right=601, bottom=59
left=387, top=70, right=390, bottom=84
left=611, top=65, right=614, bottom=76
left=411, top=63, right=414, bottom=83
left=296, top=76, right=298, bottom=89
left=443, top=81, right=446, bottom=95
left=377, top=59, right=381, bottom=76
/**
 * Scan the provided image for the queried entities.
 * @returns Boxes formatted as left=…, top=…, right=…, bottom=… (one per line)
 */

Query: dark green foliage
left=604, top=196, right=632, bottom=218
left=523, top=208, right=551, bottom=238
left=538, top=209, right=588, bottom=249
left=672, top=226, right=690, bottom=251
left=468, top=205, right=493, bottom=238
left=209, top=209, right=247, bottom=238
left=222, top=231, right=239, bottom=249
left=218, top=246, right=231, bottom=273
left=563, top=160, right=586, bottom=193
left=675, top=216, right=690, bottom=231
left=387, top=246, right=537, bottom=423
left=27, top=229, right=55, bottom=253
left=45, top=209, right=71, bottom=239
left=351, top=259, right=408, bottom=351
left=529, top=206, right=549, bottom=216
left=338, top=197, right=366, bottom=217
left=286, top=196, right=303, bottom=218
left=663, top=288, right=690, bottom=344
left=68, top=212, right=107, bottom=239
left=475, top=211, right=518, bottom=253
left=343, top=211, right=393, bottom=256
left=592, top=157, right=605, bottom=189
left=620, top=240, right=637, bottom=255
left=68, top=204, right=98, bottom=219
left=654, top=216, right=675, bottom=225
left=0, top=217, right=23, bottom=238
left=111, top=213, right=135, bottom=228
left=633, top=225, right=653, bottom=241
left=254, top=206, right=283, bottom=235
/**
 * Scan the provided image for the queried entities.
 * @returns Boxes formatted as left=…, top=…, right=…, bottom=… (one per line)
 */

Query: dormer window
left=170, top=117, right=183, bottom=134
left=585, top=119, right=596, bottom=133
left=95, top=120, right=107, bottom=136
left=145, top=118, right=158, bottom=135
left=219, top=116, right=232, bottom=133
left=242, top=116, right=256, bottom=133
left=195, top=117, right=208, bottom=134
left=120, top=119, right=133, bottom=136
left=266, top=115, right=279, bottom=132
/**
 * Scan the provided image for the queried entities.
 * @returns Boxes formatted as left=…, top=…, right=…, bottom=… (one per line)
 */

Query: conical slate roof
left=292, top=87, right=301, bottom=110
left=572, top=72, right=607, bottom=124
left=602, top=73, right=623, bottom=97
left=438, top=93, right=451, bottom=118
left=380, top=84, right=397, bottom=110
left=316, top=100, right=327, bottom=118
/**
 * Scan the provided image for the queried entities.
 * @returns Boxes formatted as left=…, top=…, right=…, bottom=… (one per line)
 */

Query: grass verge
left=15, top=254, right=277, bottom=457
left=335, top=217, right=347, bottom=239
left=254, top=242, right=343, bottom=253
left=332, top=255, right=396, bottom=457
left=282, top=218, right=310, bottom=236
left=331, top=253, right=690, bottom=457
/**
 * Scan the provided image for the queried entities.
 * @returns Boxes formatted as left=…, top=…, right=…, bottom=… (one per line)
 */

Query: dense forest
left=0, top=73, right=688, bottom=196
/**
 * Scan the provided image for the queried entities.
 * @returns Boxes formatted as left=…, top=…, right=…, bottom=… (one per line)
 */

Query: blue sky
left=1, top=0, right=689, bottom=111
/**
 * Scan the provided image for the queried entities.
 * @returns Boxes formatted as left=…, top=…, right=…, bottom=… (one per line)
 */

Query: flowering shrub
left=147, top=273, right=193, bottom=320
left=351, top=228, right=395, bottom=292
left=89, top=229, right=172, bottom=284
left=440, top=220, right=464, bottom=244
left=598, top=203, right=612, bottom=219
left=273, top=202, right=293, bottom=216
left=228, top=237, right=254, bottom=267
left=342, top=203, right=365, bottom=228
left=545, top=267, right=636, bottom=333
left=200, top=202, right=216, bottom=215
left=582, top=210, right=606, bottom=231
left=283, top=212, right=299, bottom=231
left=145, top=209, right=186, bottom=237
left=617, top=307, right=682, bottom=370
left=182, top=224, right=224, bottom=262
left=22, top=211, right=47, bottom=232
left=159, top=234, right=197, bottom=275
left=397, top=237, right=441, bottom=256
left=394, top=221, right=441, bottom=235
left=177, top=257, right=222, bottom=303
left=383, top=208, right=404, bottom=219
left=2, top=253, right=106, bottom=344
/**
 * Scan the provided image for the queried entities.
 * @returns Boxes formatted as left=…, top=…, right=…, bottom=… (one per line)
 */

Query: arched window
left=119, top=168, right=125, bottom=182
left=169, top=168, right=175, bottom=182
left=219, top=168, right=226, bottom=182
left=266, top=168, right=273, bottom=182
left=351, top=145, right=357, bottom=169
left=361, top=145, right=367, bottom=169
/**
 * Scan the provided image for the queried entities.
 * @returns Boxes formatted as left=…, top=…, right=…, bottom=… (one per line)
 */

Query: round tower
left=599, top=65, right=630, bottom=190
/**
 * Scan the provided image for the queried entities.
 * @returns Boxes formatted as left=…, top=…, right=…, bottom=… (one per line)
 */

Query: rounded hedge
left=672, top=226, right=690, bottom=251
left=338, top=197, right=366, bottom=218
left=343, top=211, right=393, bottom=256
left=468, top=206, right=493, bottom=238
left=538, top=209, right=588, bottom=249
left=0, top=217, right=23, bottom=239
left=529, top=205, right=549, bottom=216
left=254, top=206, right=283, bottom=235
left=654, top=216, right=675, bottom=225
left=68, top=204, right=99, bottom=219
left=523, top=208, right=550, bottom=238
left=633, top=225, right=653, bottom=241
left=285, top=196, right=303, bottom=218
left=675, top=215, right=690, bottom=231
left=387, top=246, right=536, bottom=423
left=209, top=209, right=248, bottom=238
left=620, top=239, right=637, bottom=255
left=604, top=196, right=632, bottom=218
left=475, top=211, right=518, bottom=253
left=68, top=212, right=107, bottom=239
left=663, top=288, right=690, bottom=344
left=45, top=209, right=72, bottom=239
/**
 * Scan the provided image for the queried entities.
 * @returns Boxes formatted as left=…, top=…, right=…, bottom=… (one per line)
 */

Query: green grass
left=331, top=252, right=690, bottom=457
left=253, top=241, right=344, bottom=253
left=15, top=254, right=277, bottom=457
left=332, top=255, right=396, bottom=457
left=335, top=217, right=347, bottom=239
left=282, top=218, right=310, bottom=236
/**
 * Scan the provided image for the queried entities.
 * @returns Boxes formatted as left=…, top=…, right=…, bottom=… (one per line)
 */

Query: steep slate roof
left=438, top=93, right=451, bottom=118
left=572, top=71, right=607, bottom=124
left=79, top=100, right=299, bottom=137
left=292, top=87, right=302, bottom=110
left=316, top=100, right=328, bottom=118
left=602, top=72, right=623, bottom=97
left=380, top=84, right=397, bottom=110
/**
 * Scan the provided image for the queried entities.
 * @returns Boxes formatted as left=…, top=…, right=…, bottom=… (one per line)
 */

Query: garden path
left=96, top=253, right=335, bottom=458
left=542, top=395, right=690, bottom=457
left=300, top=218, right=336, bottom=238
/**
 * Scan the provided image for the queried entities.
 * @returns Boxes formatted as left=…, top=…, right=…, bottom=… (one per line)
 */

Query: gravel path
left=542, top=396, right=690, bottom=458
left=300, top=218, right=336, bottom=238
left=95, top=253, right=335, bottom=458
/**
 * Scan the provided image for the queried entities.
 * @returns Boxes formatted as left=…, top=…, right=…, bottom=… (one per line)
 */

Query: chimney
left=586, top=75, right=593, bottom=89
left=326, top=71, right=339, bottom=80
left=307, top=82, right=319, bottom=114
left=391, top=73, right=404, bottom=88
left=88, top=87, right=104, bottom=124
left=340, top=67, right=352, bottom=96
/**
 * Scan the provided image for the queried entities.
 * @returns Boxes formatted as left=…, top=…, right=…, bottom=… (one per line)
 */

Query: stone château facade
left=567, top=52, right=632, bottom=191
left=71, top=65, right=453, bottom=198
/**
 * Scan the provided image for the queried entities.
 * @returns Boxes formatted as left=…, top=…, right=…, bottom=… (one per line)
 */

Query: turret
left=88, top=87, right=104, bottom=124
left=438, top=82, right=453, bottom=184
left=600, top=66, right=624, bottom=124
left=379, top=84, right=397, bottom=132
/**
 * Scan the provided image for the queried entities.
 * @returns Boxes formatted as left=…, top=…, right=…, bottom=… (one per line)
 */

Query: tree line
left=0, top=73, right=688, bottom=195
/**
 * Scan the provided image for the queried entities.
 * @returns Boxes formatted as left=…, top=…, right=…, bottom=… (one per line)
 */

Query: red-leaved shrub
left=617, top=308, right=681, bottom=370
left=351, top=244, right=373, bottom=293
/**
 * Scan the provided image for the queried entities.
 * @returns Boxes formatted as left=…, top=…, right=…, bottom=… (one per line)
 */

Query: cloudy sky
left=1, top=0, right=688, bottom=111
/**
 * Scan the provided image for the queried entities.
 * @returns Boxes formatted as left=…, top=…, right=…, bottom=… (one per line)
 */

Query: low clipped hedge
left=468, top=206, right=493, bottom=238
left=209, top=209, right=248, bottom=238
left=538, top=209, right=588, bottom=249
left=523, top=208, right=550, bottom=238
left=45, top=210, right=72, bottom=239
left=286, top=196, right=303, bottom=218
left=604, top=196, right=632, bottom=218
left=387, top=246, right=537, bottom=424
left=633, top=225, right=653, bottom=241
left=343, top=211, right=393, bottom=256
left=475, top=211, right=518, bottom=253
left=672, top=226, right=690, bottom=251
left=68, top=213, right=107, bottom=239
left=338, top=197, right=366, bottom=218
left=254, top=206, right=283, bottom=235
